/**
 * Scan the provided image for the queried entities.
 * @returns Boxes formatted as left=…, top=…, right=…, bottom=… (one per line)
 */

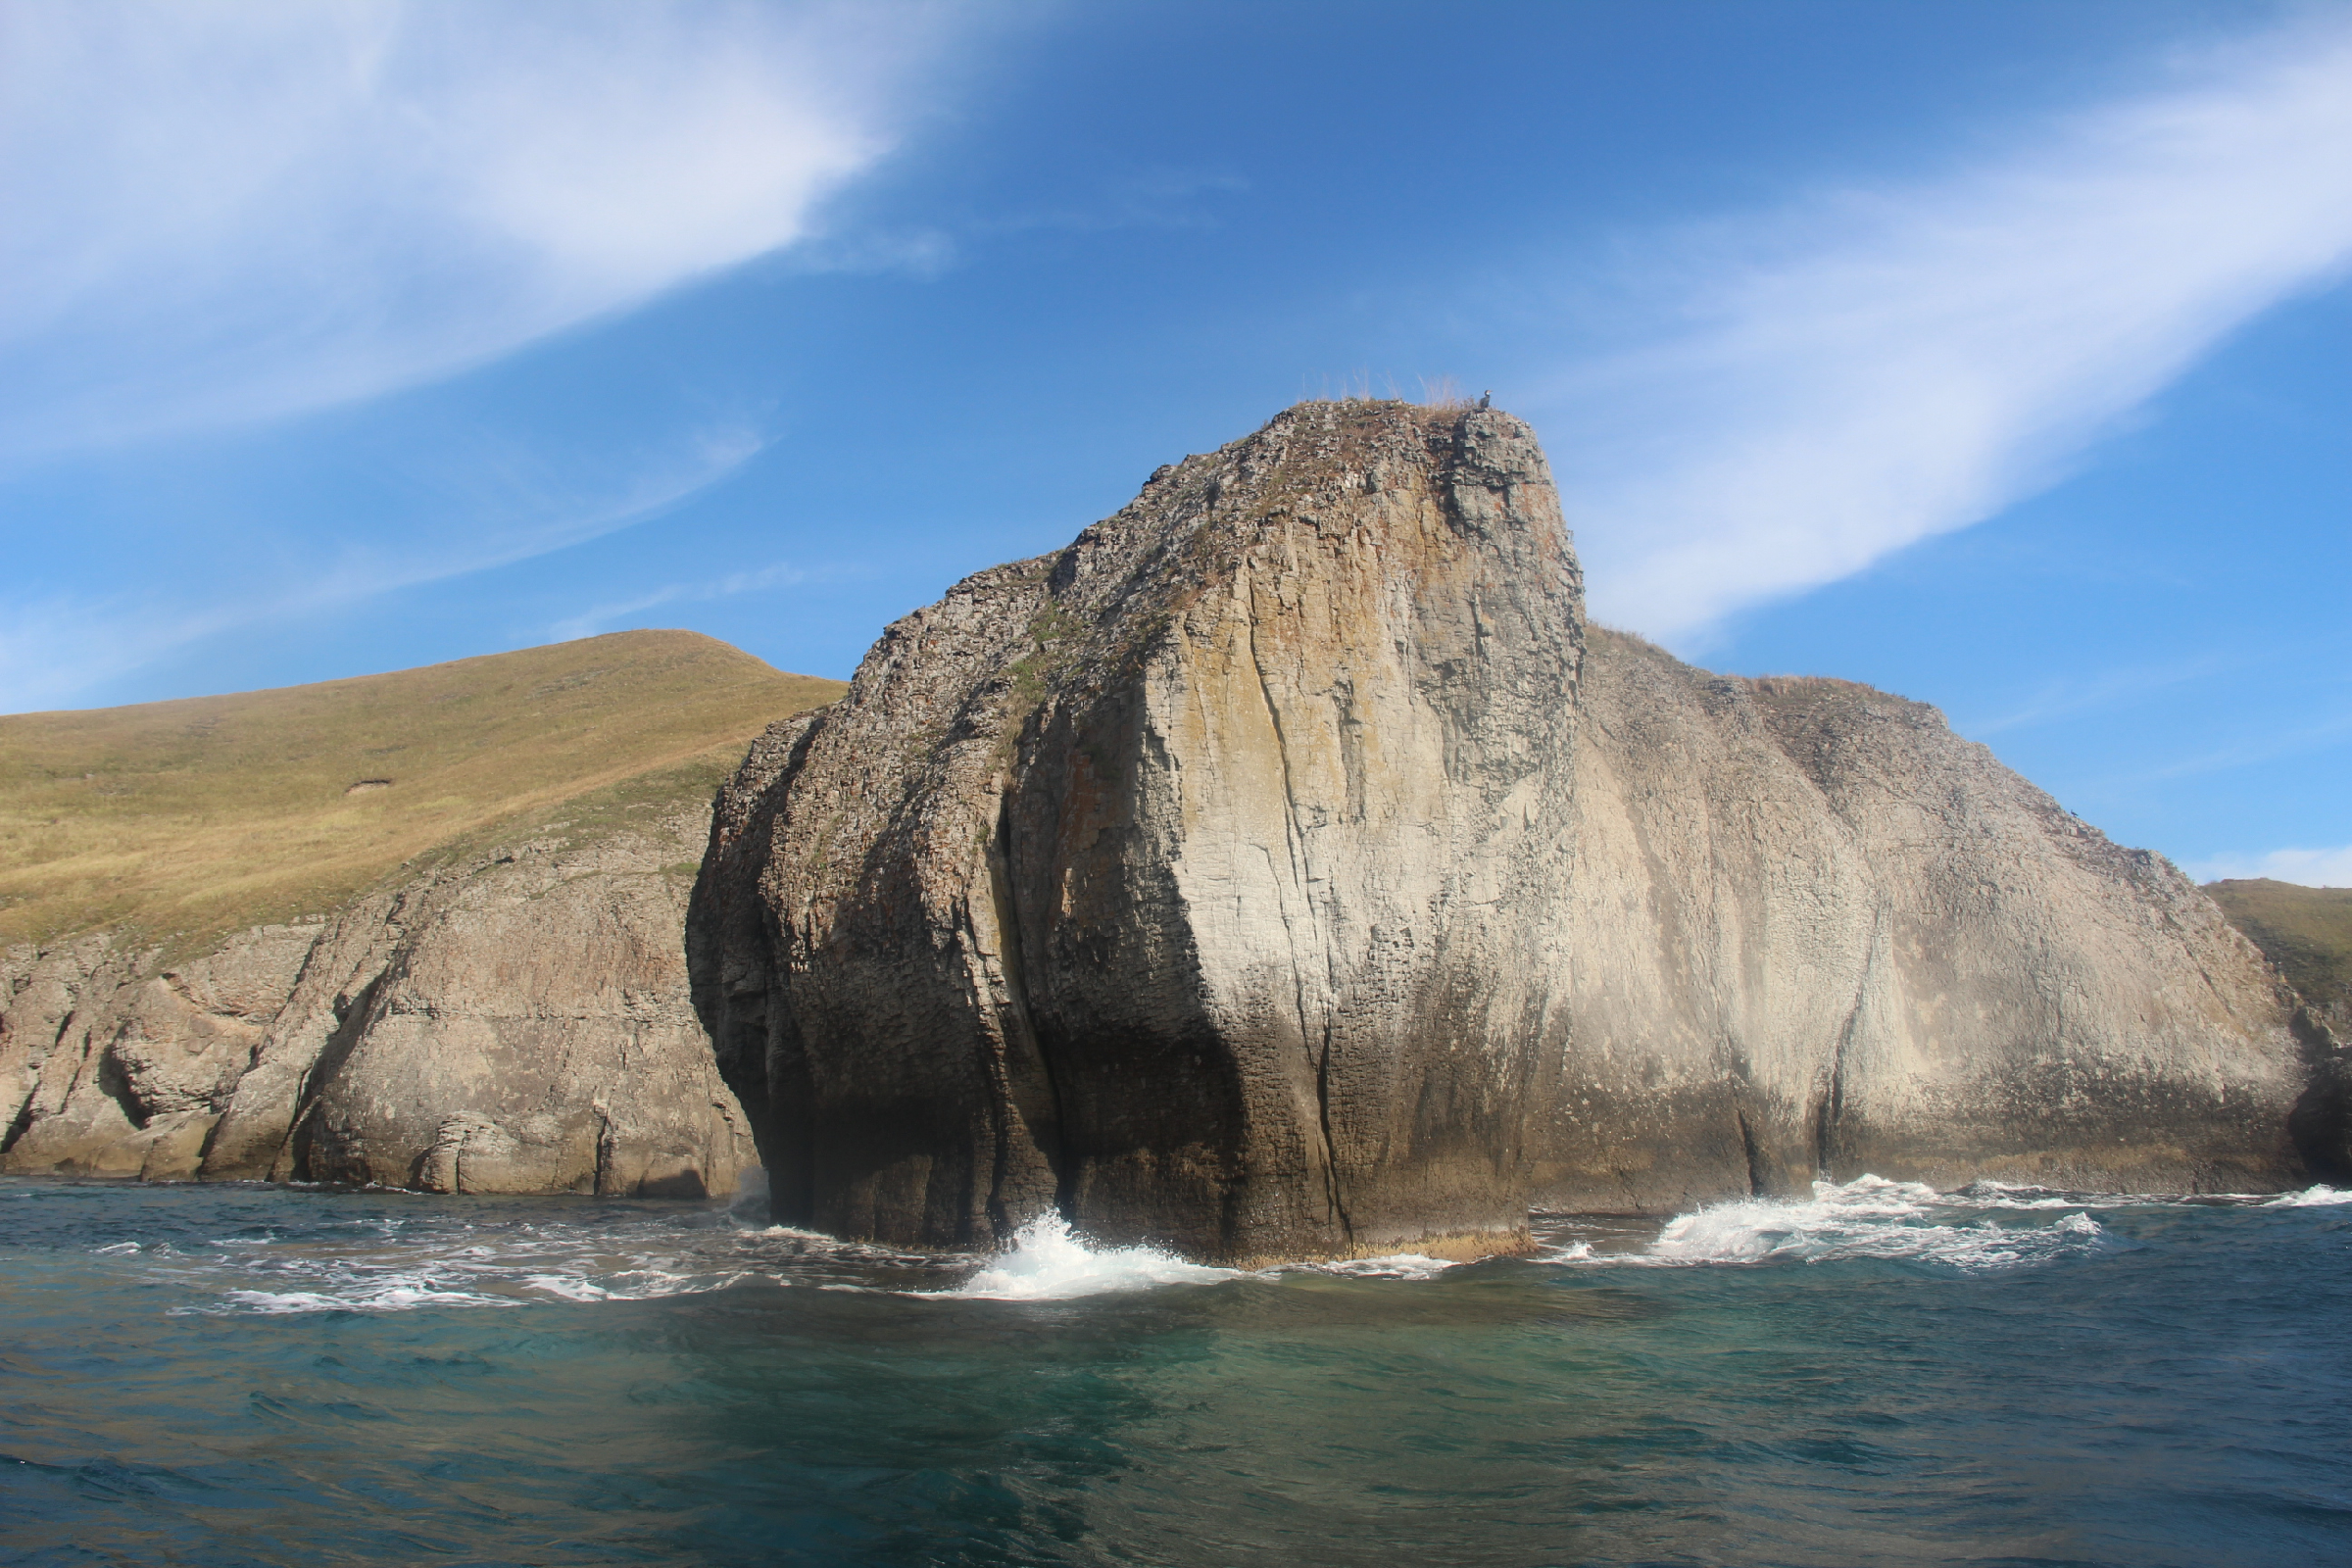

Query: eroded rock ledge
left=692, top=400, right=2337, bottom=1264
left=3, top=807, right=750, bottom=1196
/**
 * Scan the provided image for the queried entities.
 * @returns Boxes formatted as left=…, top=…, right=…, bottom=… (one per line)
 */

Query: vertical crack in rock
left=1815, top=908, right=1880, bottom=1180
left=982, top=788, right=1066, bottom=1236
left=1737, top=1109, right=1765, bottom=1198
left=1244, top=561, right=1352, bottom=1244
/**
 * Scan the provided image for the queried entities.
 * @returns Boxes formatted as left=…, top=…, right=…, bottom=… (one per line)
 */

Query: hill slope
left=2206, top=879, right=2352, bottom=1036
left=0, top=631, right=843, bottom=956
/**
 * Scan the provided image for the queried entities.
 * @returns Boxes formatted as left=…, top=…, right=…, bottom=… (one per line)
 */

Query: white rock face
left=695, top=400, right=2333, bottom=1263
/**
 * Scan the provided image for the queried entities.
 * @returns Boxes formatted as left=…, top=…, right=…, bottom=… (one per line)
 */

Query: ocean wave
left=86, top=1166, right=2345, bottom=1314
left=1291, top=1252, right=1464, bottom=1281
left=2264, top=1184, right=2352, bottom=1206
left=127, top=1203, right=943, bottom=1315
left=1564, top=1175, right=2107, bottom=1273
left=913, top=1214, right=1241, bottom=1300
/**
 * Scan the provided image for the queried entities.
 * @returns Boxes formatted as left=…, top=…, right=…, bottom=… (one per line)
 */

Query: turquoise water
left=4, top=1175, right=2348, bottom=1566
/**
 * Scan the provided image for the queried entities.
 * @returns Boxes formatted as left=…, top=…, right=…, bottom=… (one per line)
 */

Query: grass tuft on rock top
left=0, top=630, right=843, bottom=958
left=2205, top=878, right=2352, bottom=1034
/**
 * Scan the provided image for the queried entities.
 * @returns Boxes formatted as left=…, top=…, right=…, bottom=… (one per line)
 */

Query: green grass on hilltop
left=0, top=630, right=843, bottom=956
left=2205, top=878, right=2352, bottom=1032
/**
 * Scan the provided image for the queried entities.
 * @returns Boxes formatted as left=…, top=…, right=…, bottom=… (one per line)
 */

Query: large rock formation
left=695, top=402, right=1579, bottom=1263
left=1547, top=630, right=2330, bottom=1210
left=693, top=400, right=2336, bottom=1264
left=4, top=804, right=752, bottom=1195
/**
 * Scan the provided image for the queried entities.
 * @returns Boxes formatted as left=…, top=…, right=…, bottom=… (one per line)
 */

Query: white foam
left=922, top=1214, right=1240, bottom=1300
left=1584, top=1174, right=2106, bottom=1273
left=1946, top=1180, right=2096, bottom=1209
left=217, top=1284, right=514, bottom=1314
left=1291, top=1252, right=1462, bottom=1281
left=2265, top=1184, right=2352, bottom=1206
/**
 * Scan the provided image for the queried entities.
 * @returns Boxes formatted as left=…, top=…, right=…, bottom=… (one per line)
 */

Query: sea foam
left=2265, top=1184, right=2352, bottom=1206
left=1604, top=1174, right=2106, bottom=1272
left=922, top=1214, right=1240, bottom=1300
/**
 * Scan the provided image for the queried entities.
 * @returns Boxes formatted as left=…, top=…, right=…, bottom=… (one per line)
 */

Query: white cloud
left=1540, top=15, right=2352, bottom=645
left=0, top=0, right=967, bottom=464
left=2184, top=846, right=2352, bottom=888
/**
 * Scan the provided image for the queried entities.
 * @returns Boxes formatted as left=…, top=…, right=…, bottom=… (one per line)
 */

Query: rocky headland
left=2, top=631, right=843, bottom=1194
left=693, top=399, right=2344, bottom=1264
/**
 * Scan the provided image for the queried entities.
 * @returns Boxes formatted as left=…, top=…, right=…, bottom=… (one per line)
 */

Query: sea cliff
left=1, top=631, right=842, bottom=1193
left=692, top=400, right=2339, bottom=1263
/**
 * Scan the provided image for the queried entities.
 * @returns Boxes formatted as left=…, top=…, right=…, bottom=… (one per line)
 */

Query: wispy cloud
left=2144, top=710, right=2352, bottom=782
left=0, top=0, right=970, bottom=465
left=1954, top=653, right=2240, bottom=738
left=0, top=422, right=764, bottom=713
left=548, top=563, right=817, bottom=643
left=2183, top=845, right=2352, bottom=888
left=1539, top=14, right=2352, bottom=645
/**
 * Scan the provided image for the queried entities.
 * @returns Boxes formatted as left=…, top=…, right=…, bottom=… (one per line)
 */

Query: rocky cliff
left=2, top=631, right=843, bottom=1195
left=693, top=400, right=2337, bottom=1264
left=1547, top=629, right=2328, bottom=1210
left=3, top=802, right=753, bottom=1195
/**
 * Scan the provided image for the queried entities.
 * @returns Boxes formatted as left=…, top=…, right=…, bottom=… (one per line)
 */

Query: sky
left=3, top=0, right=2348, bottom=885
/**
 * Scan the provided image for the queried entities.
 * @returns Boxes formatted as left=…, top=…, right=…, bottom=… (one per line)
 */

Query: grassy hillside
left=0, top=631, right=843, bottom=956
left=2206, top=878, right=2352, bottom=1031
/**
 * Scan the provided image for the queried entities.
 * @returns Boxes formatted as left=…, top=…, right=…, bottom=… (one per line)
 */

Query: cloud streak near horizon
left=1543, top=15, right=2352, bottom=646
left=0, top=0, right=962, bottom=466
left=0, top=419, right=767, bottom=714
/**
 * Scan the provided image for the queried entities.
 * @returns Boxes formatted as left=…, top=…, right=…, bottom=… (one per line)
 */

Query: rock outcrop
left=1544, top=630, right=2325, bottom=1210
left=694, top=400, right=2334, bottom=1263
left=4, top=804, right=751, bottom=1196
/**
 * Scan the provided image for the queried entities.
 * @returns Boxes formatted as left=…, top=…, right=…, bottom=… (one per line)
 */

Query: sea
left=4, top=1173, right=2348, bottom=1567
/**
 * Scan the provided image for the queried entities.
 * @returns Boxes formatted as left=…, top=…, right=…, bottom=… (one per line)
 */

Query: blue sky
left=3, top=0, right=2347, bottom=884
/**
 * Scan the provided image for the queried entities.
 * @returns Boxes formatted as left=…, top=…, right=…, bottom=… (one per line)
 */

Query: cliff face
left=694, top=400, right=2333, bottom=1262
left=3, top=804, right=751, bottom=1195
left=694, top=403, right=1582, bottom=1262
left=1546, top=630, right=2321, bottom=1210
left=1, top=630, right=839, bottom=1197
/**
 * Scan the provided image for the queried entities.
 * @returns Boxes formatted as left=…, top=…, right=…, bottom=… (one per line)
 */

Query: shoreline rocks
left=3, top=805, right=751, bottom=1197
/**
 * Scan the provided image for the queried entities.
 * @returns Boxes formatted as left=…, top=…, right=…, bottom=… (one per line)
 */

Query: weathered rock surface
left=4, top=806, right=751, bottom=1196
left=694, top=400, right=2336, bottom=1263
left=695, top=403, right=1581, bottom=1262
left=1544, top=630, right=2327, bottom=1210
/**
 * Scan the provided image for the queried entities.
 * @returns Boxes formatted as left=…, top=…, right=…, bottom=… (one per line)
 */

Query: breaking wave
left=80, top=1167, right=2352, bottom=1313
left=1573, top=1175, right=2109, bottom=1273
left=2265, top=1184, right=2352, bottom=1206
left=916, top=1214, right=1241, bottom=1299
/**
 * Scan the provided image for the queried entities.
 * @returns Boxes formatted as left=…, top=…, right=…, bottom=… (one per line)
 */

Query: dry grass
left=2205, top=877, right=2352, bottom=1028
left=1295, top=371, right=1481, bottom=413
left=0, top=630, right=844, bottom=956
left=1416, top=374, right=1475, bottom=412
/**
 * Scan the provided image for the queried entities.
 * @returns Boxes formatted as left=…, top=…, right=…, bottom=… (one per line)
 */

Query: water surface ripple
left=4, top=1175, right=2347, bottom=1566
